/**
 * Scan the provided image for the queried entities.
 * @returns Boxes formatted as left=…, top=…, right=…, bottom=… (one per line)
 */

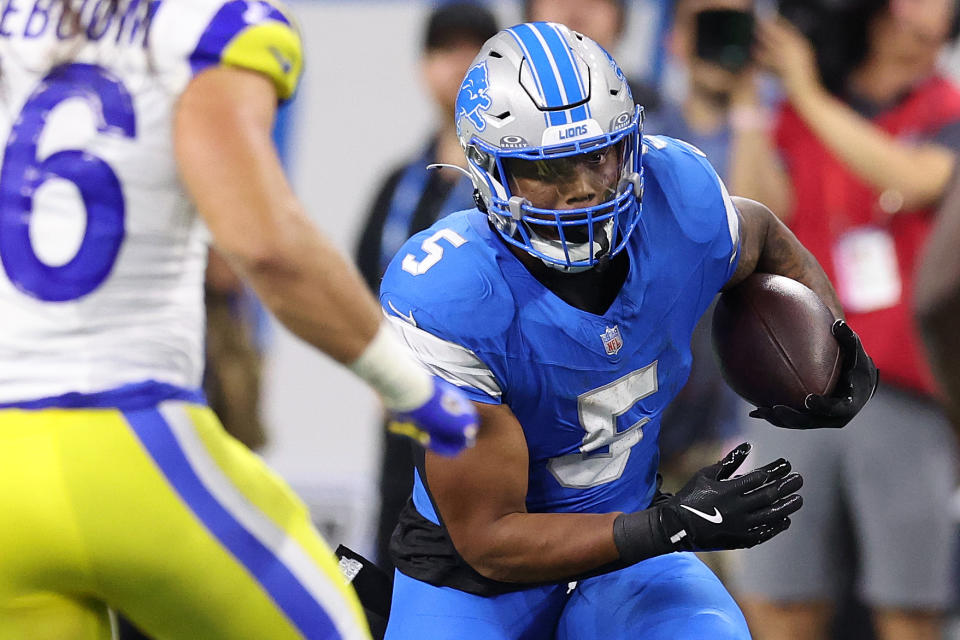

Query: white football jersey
left=0, top=0, right=302, bottom=403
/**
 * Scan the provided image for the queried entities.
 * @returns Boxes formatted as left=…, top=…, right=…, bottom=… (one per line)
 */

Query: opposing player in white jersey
left=0, top=1, right=478, bottom=638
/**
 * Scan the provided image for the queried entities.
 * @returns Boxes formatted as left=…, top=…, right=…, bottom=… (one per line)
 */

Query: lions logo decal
left=456, top=61, right=493, bottom=134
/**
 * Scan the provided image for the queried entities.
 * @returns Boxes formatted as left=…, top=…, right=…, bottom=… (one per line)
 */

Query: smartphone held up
left=695, top=9, right=755, bottom=72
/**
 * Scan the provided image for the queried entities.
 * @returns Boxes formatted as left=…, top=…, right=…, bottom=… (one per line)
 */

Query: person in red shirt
left=729, top=1, right=960, bottom=639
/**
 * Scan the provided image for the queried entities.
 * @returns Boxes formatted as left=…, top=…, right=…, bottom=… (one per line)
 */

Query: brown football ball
left=712, top=273, right=842, bottom=410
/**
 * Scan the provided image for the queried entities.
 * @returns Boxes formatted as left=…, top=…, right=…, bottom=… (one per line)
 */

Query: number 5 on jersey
left=402, top=229, right=467, bottom=276
left=548, top=363, right=658, bottom=489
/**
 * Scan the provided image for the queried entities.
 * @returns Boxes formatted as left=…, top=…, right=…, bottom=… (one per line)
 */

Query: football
left=712, top=273, right=842, bottom=410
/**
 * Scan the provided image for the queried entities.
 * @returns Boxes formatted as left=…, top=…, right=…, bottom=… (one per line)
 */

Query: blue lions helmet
left=455, top=22, right=643, bottom=272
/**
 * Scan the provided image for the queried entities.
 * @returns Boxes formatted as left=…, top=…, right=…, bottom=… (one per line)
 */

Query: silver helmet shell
left=454, top=22, right=643, bottom=272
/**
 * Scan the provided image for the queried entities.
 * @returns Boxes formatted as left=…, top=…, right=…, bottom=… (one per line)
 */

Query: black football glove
left=614, top=443, right=803, bottom=563
left=749, top=320, right=879, bottom=430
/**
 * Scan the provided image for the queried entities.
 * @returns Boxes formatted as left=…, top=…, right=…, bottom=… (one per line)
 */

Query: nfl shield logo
left=600, top=325, right=623, bottom=356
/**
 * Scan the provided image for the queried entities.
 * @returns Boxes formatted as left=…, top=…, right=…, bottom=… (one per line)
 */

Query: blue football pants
left=385, top=552, right=750, bottom=639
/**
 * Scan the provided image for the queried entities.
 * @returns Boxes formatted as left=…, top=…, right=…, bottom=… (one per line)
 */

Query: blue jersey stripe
left=0, top=381, right=204, bottom=410
left=124, top=407, right=341, bottom=640
left=412, top=470, right=441, bottom=525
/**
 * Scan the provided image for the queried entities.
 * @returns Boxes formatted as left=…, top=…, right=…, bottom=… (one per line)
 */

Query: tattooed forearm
left=726, top=197, right=845, bottom=319
left=759, top=220, right=844, bottom=319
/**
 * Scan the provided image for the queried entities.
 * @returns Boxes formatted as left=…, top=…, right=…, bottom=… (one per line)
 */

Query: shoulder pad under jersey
left=380, top=210, right=516, bottom=347
left=641, top=134, right=739, bottom=249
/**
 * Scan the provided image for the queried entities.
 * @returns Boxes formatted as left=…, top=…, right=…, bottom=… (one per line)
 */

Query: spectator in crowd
left=522, top=0, right=623, bottom=49
left=355, top=1, right=499, bottom=570
left=651, top=0, right=793, bottom=203
left=729, top=1, right=960, bottom=639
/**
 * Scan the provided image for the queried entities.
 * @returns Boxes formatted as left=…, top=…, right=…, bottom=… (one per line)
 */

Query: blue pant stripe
left=124, top=407, right=341, bottom=640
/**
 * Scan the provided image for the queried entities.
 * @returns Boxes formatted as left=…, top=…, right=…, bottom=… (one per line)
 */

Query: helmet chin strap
left=527, top=219, right=614, bottom=273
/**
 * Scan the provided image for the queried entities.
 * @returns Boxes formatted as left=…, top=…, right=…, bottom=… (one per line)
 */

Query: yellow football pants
left=0, top=401, right=370, bottom=640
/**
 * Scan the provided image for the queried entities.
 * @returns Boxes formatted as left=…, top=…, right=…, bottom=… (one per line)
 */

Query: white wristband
left=348, top=321, right=433, bottom=411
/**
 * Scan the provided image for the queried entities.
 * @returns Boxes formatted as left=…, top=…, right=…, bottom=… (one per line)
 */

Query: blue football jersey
left=381, top=136, right=740, bottom=518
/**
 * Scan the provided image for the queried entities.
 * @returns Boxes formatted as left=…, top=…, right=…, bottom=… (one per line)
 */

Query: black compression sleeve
left=612, top=509, right=673, bottom=564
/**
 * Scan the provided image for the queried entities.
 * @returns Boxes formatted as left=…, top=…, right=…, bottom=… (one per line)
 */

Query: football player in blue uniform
left=379, top=22, right=877, bottom=640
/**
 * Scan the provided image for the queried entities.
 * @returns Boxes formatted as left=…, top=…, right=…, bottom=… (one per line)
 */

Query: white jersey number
left=547, top=362, right=658, bottom=489
left=401, top=229, right=467, bottom=276
left=0, top=63, right=135, bottom=302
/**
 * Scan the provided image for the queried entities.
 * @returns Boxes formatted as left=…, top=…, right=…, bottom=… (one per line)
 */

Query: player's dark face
left=505, top=145, right=622, bottom=242
left=506, top=142, right=621, bottom=208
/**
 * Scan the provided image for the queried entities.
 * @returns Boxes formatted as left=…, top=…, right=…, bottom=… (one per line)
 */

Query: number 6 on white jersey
left=402, top=229, right=467, bottom=276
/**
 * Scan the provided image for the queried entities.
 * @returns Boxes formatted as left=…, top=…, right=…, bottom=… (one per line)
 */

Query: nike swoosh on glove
left=614, top=443, right=803, bottom=563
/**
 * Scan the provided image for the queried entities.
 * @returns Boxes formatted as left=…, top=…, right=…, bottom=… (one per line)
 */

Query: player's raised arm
left=177, top=66, right=379, bottom=363
left=174, top=66, right=475, bottom=455
left=727, top=197, right=878, bottom=429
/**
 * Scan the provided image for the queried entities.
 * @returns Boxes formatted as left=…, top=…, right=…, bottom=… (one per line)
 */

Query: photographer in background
left=650, top=0, right=780, bottom=189
left=729, top=1, right=960, bottom=639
